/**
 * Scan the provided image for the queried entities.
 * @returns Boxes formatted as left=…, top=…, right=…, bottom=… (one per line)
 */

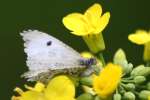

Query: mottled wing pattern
left=20, top=30, right=84, bottom=80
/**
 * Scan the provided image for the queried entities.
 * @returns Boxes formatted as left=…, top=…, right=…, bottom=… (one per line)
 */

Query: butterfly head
left=80, top=58, right=97, bottom=67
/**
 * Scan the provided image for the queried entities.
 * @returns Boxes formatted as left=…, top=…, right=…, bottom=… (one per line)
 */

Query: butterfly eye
left=47, top=41, right=52, bottom=46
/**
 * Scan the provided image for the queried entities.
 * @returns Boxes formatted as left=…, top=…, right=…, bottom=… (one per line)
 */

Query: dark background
left=0, top=0, right=149, bottom=99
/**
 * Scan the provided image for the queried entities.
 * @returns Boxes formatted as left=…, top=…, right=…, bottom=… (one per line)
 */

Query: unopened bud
left=123, top=92, right=135, bottom=100
left=134, top=76, right=146, bottom=84
left=131, top=65, right=150, bottom=77
left=113, top=49, right=133, bottom=74
left=82, top=85, right=96, bottom=95
left=113, top=93, right=121, bottom=100
left=114, top=49, right=126, bottom=63
left=139, top=90, right=150, bottom=100
left=147, top=82, right=150, bottom=90
left=80, top=76, right=93, bottom=86
left=124, top=83, right=135, bottom=91
left=77, top=93, right=94, bottom=100
left=94, top=96, right=101, bottom=100
left=126, top=63, right=133, bottom=73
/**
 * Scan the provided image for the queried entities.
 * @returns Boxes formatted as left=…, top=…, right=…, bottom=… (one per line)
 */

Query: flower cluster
left=12, top=76, right=75, bottom=100
left=12, top=3, right=150, bottom=100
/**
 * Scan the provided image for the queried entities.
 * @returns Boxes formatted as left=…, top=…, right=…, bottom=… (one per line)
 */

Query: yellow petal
left=24, top=82, right=45, bottom=92
left=148, top=96, right=150, bottom=100
left=93, top=63, right=122, bottom=99
left=85, top=3, right=102, bottom=17
left=128, top=30, right=150, bottom=45
left=44, top=75, right=75, bottom=100
left=21, top=91, right=46, bottom=100
left=95, top=12, right=110, bottom=34
left=14, top=87, right=24, bottom=95
left=62, top=13, right=89, bottom=36
left=85, top=3, right=102, bottom=33
left=34, top=82, right=45, bottom=92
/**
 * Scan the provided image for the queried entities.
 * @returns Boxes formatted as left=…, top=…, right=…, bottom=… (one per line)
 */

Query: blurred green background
left=0, top=0, right=149, bottom=99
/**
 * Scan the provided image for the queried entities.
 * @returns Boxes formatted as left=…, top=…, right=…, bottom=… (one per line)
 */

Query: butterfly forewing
left=20, top=30, right=85, bottom=80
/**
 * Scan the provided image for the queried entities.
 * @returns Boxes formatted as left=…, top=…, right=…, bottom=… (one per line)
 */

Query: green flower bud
left=94, top=96, right=101, bottom=100
left=77, top=93, right=94, bottom=100
left=125, top=63, right=133, bottom=74
left=134, top=76, right=146, bottom=84
left=123, top=92, right=135, bottom=100
left=147, top=82, right=150, bottom=90
left=82, top=85, right=96, bottom=95
left=114, top=49, right=126, bottom=63
left=131, top=65, right=150, bottom=77
left=139, top=90, right=150, bottom=100
left=113, top=93, right=121, bottom=100
left=113, top=49, right=133, bottom=74
left=80, top=76, right=93, bottom=86
left=124, top=83, right=135, bottom=91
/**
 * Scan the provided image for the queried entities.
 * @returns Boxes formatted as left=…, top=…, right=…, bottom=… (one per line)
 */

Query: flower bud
left=124, top=83, right=135, bottom=91
left=124, top=63, right=133, bottom=74
left=127, top=63, right=133, bottom=72
left=77, top=93, right=94, bottom=100
left=113, top=49, right=133, bottom=74
left=114, top=49, right=126, bottom=63
left=80, top=76, right=93, bottom=86
left=123, top=92, right=135, bottom=100
left=134, top=76, right=146, bottom=84
left=147, top=82, right=150, bottom=90
left=139, top=90, right=150, bottom=100
left=113, top=93, right=121, bottom=100
left=82, top=85, right=96, bottom=95
left=131, top=65, right=150, bottom=77
left=94, top=96, right=101, bottom=100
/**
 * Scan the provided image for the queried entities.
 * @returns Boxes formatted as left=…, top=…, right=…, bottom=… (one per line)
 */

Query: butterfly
left=20, top=30, right=96, bottom=82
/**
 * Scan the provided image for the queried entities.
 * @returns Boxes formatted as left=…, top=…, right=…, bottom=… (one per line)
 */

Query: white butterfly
left=20, top=30, right=94, bottom=81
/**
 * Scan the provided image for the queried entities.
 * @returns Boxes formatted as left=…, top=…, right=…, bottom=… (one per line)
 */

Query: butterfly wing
left=20, top=30, right=84, bottom=80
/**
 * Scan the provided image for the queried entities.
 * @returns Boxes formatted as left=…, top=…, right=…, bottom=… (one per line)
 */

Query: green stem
left=98, top=53, right=106, bottom=66
left=122, top=76, right=133, bottom=80
left=121, top=79, right=134, bottom=83
left=133, top=91, right=139, bottom=95
left=146, top=61, right=150, bottom=67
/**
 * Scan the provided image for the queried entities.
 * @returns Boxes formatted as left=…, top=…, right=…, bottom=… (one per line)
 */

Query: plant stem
left=98, top=53, right=106, bottom=66
left=146, top=61, right=150, bottom=67
left=121, top=79, right=134, bottom=83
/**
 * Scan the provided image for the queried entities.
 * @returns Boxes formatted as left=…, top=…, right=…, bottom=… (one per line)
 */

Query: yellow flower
left=62, top=3, right=110, bottom=53
left=12, top=75, right=76, bottom=100
left=128, top=30, right=150, bottom=61
left=62, top=3, right=110, bottom=36
left=12, top=82, right=46, bottom=100
left=128, top=30, right=150, bottom=45
left=93, top=63, right=122, bottom=99
left=44, top=75, right=75, bottom=100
